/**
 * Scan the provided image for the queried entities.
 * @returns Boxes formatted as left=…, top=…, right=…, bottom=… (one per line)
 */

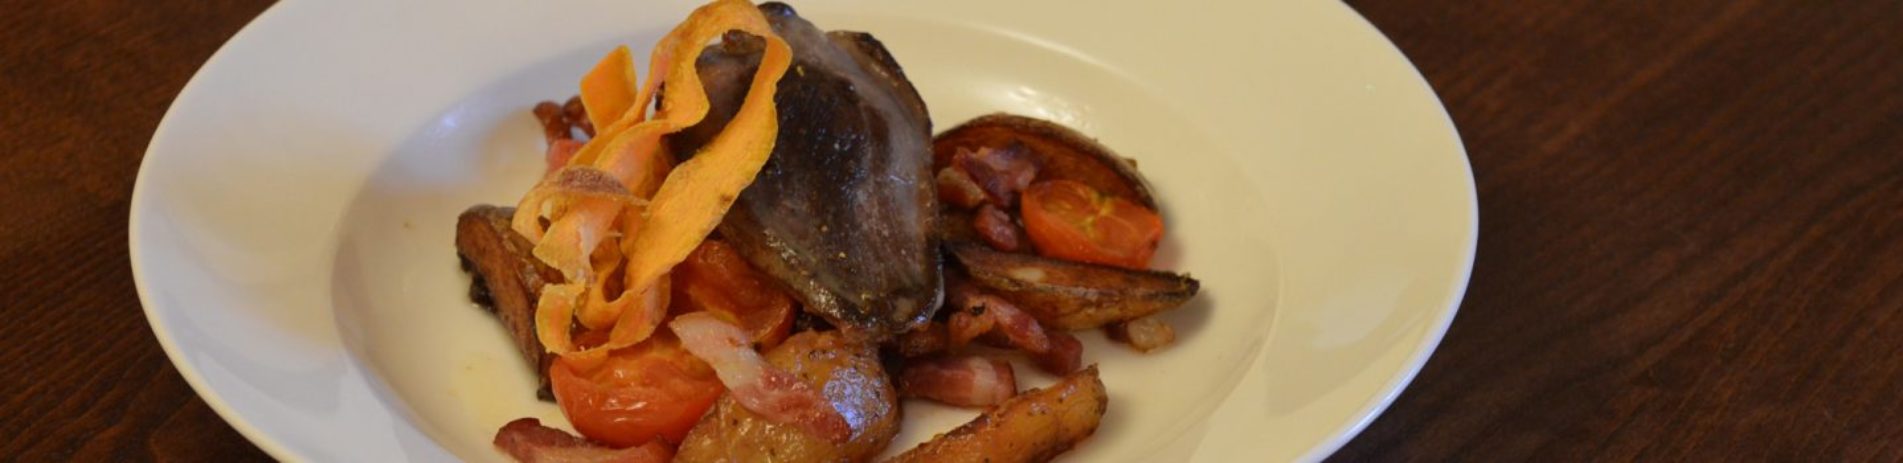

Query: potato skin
left=673, top=331, right=900, bottom=463
left=949, top=242, right=1199, bottom=330
left=887, top=366, right=1108, bottom=463
left=454, top=205, right=561, bottom=400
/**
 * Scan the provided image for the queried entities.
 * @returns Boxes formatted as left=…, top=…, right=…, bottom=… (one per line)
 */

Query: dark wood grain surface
left=3, top=0, right=1897, bottom=461
left=1331, top=0, right=1903, bottom=460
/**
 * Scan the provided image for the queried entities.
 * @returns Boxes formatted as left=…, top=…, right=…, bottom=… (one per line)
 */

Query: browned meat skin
left=886, top=366, right=1108, bottom=463
left=669, top=2, right=942, bottom=341
left=674, top=330, right=900, bottom=462
left=455, top=205, right=561, bottom=400
left=947, top=242, right=1199, bottom=331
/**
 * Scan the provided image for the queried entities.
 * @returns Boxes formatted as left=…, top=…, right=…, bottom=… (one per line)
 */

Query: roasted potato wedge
left=947, top=242, right=1198, bottom=330
left=933, top=113, right=1155, bottom=208
left=455, top=205, right=562, bottom=400
left=887, top=365, right=1108, bottom=463
left=674, top=331, right=900, bottom=462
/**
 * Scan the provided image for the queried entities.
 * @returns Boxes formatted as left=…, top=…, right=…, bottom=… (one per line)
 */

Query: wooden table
left=5, top=0, right=1897, bottom=460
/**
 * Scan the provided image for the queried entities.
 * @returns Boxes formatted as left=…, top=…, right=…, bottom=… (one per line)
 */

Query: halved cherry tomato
left=1019, top=179, right=1164, bottom=269
left=670, top=239, right=797, bottom=348
left=548, top=334, right=723, bottom=448
left=550, top=240, right=794, bottom=448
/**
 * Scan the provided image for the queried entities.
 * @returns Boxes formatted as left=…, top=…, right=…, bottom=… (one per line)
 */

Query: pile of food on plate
left=454, top=1, right=1199, bottom=461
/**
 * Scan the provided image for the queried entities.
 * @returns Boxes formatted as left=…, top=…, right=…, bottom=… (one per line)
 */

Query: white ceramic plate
left=132, top=0, right=1474, bottom=461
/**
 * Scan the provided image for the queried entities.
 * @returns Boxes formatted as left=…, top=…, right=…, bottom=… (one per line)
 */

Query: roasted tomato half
left=548, top=334, right=723, bottom=447
left=1020, top=179, right=1163, bottom=269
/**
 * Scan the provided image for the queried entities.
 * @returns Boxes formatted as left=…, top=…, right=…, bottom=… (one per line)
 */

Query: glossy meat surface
left=670, top=2, right=942, bottom=341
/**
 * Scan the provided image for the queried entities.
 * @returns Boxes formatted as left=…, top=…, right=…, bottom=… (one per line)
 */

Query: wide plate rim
left=131, top=1, right=1476, bottom=461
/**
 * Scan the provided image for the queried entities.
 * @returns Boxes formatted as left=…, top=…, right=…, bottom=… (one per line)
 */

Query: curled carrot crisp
left=510, top=0, right=794, bottom=360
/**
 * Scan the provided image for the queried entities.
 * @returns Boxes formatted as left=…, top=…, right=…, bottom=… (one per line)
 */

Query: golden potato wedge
left=947, top=242, right=1199, bottom=330
left=454, top=205, right=562, bottom=400
left=887, top=365, right=1107, bottom=463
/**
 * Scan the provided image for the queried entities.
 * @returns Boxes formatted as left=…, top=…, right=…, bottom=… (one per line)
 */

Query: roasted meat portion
left=455, top=205, right=561, bottom=399
left=669, top=2, right=941, bottom=341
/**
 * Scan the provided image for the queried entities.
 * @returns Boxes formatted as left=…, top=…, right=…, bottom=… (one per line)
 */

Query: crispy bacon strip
left=948, top=281, right=1051, bottom=354
left=947, top=280, right=1085, bottom=375
left=971, top=204, right=1028, bottom=252
left=1029, top=331, right=1084, bottom=375
left=669, top=312, right=851, bottom=443
left=899, top=355, right=1018, bottom=408
left=953, top=145, right=1038, bottom=208
left=493, top=418, right=671, bottom=463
